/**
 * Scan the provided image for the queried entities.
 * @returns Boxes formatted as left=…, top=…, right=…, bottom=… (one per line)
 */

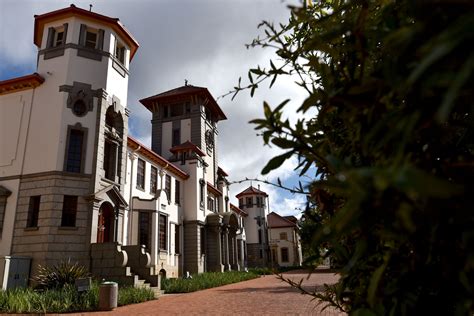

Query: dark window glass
left=246, top=197, right=252, bottom=208
left=55, top=31, right=64, bottom=46
left=199, top=179, right=204, bottom=207
left=200, top=226, right=206, bottom=256
left=239, top=198, right=243, bottom=208
left=150, top=166, right=158, bottom=194
left=115, top=42, right=125, bottom=64
left=27, top=196, right=40, bottom=228
left=281, top=248, right=289, bottom=262
left=165, top=175, right=171, bottom=201
left=61, top=195, right=78, bottom=227
left=104, top=140, right=117, bottom=181
left=280, top=232, right=288, bottom=240
left=170, top=104, right=183, bottom=117
left=139, top=211, right=151, bottom=249
left=258, top=229, right=262, bottom=244
left=66, top=129, right=84, bottom=173
left=172, top=128, right=180, bottom=147
left=175, top=180, right=180, bottom=205
left=159, top=214, right=167, bottom=250
left=175, top=225, right=180, bottom=254
left=137, top=159, right=145, bottom=189
left=207, top=197, right=214, bottom=212
left=85, top=31, right=97, bottom=48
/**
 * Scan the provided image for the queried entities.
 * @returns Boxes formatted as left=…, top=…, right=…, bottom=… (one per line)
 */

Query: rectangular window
left=137, top=159, right=145, bottom=189
left=139, top=211, right=151, bottom=249
left=256, top=197, right=262, bottom=207
left=200, top=226, right=206, bottom=256
left=246, top=197, right=252, bottom=208
left=172, top=128, right=180, bottom=147
left=207, top=197, right=214, bottom=211
left=175, top=180, right=180, bottom=205
left=239, top=198, right=243, bottom=208
left=61, top=195, right=78, bottom=227
left=114, top=40, right=126, bottom=64
left=280, top=232, right=288, bottom=240
left=170, top=104, right=184, bottom=117
left=165, top=175, right=171, bottom=201
left=199, top=179, right=204, bottom=207
left=258, top=229, right=262, bottom=244
left=259, top=249, right=263, bottom=259
left=150, top=166, right=158, bottom=194
left=159, top=214, right=167, bottom=251
left=281, top=248, right=289, bottom=262
left=85, top=30, right=97, bottom=49
left=103, top=140, right=117, bottom=181
left=66, top=129, right=84, bottom=173
left=163, top=106, right=169, bottom=118
left=27, top=196, right=40, bottom=228
left=55, top=30, right=64, bottom=47
left=174, top=224, right=180, bottom=254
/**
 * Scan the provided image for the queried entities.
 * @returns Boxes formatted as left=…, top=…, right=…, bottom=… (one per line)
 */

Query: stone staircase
left=90, top=242, right=163, bottom=297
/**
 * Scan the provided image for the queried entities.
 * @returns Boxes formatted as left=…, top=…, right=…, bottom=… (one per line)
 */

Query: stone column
left=239, top=239, right=245, bottom=269
left=223, top=227, right=230, bottom=271
left=151, top=211, right=159, bottom=266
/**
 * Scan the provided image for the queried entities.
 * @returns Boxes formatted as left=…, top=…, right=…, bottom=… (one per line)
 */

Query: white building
left=0, top=5, right=246, bottom=289
left=267, top=212, right=302, bottom=267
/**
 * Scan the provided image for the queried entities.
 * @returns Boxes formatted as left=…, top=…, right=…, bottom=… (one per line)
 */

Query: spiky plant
left=31, top=259, right=90, bottom=290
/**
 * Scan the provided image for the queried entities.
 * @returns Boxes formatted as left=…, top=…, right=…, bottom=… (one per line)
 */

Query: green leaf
left=261, top=151, right=293, bottom=175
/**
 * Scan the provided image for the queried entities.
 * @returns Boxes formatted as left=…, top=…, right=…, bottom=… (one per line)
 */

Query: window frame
left=175, top=179, right=180, bottom=205
left=281, top=247, right=289, bottom=263
left=279, top=232, right=288, bottom=241
left=159, top=214, right=167, bottom=251
left=165, top=175, right=171, bottom=202
left=136, top=158, right=145, bottom=190
left=61, top=195, right=78, bottom=227
left=27, top=196, right=41, bottom=228
left=64, top=126, right=87, bottom=174
left=150, top=166, right=158, bottom=194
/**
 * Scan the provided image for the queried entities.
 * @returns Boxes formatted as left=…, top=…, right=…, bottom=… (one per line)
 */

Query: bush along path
left=161, top=270, right=260, bottom=293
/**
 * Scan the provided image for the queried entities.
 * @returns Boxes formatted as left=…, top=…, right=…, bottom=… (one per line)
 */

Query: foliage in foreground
left=0, top=282, right=154, bottom=313
left=234, top=0, right=474, bottom=315
left=31, top=259, right=90, bottom=290
left=161, top=271, right=259, bottom=293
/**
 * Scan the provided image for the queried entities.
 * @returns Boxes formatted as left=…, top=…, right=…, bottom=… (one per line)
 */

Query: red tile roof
left=267, top=212, right=297, bottom=228
left=235, top=185, right=268, bottom=198
left=0, top=73, right=44, bottom=95
left=34, top=5, right=139, bottom=60
left=170, top=141, right=205, bottom=157
left=127, top=136, right=189, bottom=180
left=230, top=203, right=248, bottom=217
left=139, top=85, right=227, bottom=121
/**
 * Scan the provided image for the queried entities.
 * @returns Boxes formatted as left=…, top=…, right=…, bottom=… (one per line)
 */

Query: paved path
left=80, top=270, right=346, bottom=315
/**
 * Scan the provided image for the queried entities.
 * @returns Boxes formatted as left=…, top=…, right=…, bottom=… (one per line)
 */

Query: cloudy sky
left=0, top=0, right=313, bottom=217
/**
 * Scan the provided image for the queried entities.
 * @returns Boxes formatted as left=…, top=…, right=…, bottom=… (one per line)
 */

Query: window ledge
left=136, top=186, right=145, bottom=192
left=58, top=226, right=78, bottom=231
left=24, top=227, right=39, bottom=231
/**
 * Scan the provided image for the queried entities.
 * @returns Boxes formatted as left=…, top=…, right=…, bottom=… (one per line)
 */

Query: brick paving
left=73, top=270, right=346, bottom=316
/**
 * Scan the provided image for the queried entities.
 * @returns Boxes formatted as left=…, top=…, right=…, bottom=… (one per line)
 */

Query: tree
left=234, top=0, right=474, bottom=314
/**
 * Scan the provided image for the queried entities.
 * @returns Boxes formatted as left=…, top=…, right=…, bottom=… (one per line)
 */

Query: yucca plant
left=31, top=259, right=90, bottom=290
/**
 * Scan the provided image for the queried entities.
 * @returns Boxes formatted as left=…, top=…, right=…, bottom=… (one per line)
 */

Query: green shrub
left=118, top=286, right=155, bottom=306
left=31, top=259, right=90, bottom=290
left=161, top=271, right=259, bottom=293
left=0, top=281, right=154, bottom=313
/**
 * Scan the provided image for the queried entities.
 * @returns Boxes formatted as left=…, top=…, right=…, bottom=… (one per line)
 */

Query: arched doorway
left=97, top=202, right=115, bottom=243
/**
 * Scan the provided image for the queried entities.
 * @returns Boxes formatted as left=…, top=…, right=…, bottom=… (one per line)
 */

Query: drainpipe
left=127, top=146, right=140, bottom=245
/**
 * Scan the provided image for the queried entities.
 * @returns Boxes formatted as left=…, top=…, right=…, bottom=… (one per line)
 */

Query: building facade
left=267, top=212, right=303, bottom=267
left=0, top=5, right=301, bottom=289
left=0, top=5, right=246, bottom=289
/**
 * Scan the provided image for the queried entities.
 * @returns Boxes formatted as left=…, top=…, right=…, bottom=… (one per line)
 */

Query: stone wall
left=246, top=243, right=268, bottom=268
left=11, top=172, right=92, bottom=275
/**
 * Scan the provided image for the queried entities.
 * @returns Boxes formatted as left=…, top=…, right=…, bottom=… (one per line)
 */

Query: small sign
left=75, top=277, right=92, bottom=292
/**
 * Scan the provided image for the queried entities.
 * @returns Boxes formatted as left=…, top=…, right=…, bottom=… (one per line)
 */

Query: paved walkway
left=79, top=270, right=345, bottom=315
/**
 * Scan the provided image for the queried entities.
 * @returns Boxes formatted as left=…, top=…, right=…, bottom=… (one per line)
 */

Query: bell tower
left=7, top=5, right=139, bottom=270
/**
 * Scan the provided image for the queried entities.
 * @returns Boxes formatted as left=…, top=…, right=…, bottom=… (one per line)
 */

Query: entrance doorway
left=97, top=202, right=115, bottom=243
